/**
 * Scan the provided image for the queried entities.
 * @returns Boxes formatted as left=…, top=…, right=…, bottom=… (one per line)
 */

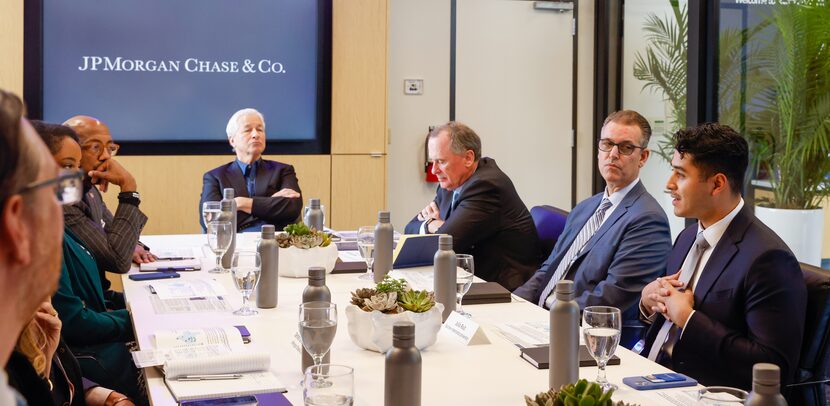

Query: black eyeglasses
left=598, top=139, right=646, bottom=156
left=17, top=169, right=83, bottom=205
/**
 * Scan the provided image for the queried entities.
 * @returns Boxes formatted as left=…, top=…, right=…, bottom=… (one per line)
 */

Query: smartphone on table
left=128, top=271, right=180, bottom=281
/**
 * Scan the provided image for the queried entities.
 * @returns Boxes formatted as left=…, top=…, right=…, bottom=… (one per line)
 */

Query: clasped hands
left=416, top=202, right=444, bottom=233
left=642, top=271, right=695, bottom=328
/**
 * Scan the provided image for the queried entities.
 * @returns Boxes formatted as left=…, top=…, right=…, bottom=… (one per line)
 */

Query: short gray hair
left=226, top=108, right=265, bottom=139
left=429, top=121, right=481, bottom=161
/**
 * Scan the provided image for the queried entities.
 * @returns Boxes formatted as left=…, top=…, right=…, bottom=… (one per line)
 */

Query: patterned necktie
left=448, top=190, right=461, bottom=217
left=243, top=164, right=255, bottom=197
left=538, top=198, right=613, bottom=307
left=647, top=232, right=710, bottom=363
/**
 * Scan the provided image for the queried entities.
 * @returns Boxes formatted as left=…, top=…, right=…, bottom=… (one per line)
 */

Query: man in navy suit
left=200, top=108, right=303, bottom=232
left=515, top=111, right=671, bottom=343
left=640, top=123, right=806, bottom=390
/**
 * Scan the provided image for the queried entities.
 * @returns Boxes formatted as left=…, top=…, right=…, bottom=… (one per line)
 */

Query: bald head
left=63, top=115, right=114, bottom=174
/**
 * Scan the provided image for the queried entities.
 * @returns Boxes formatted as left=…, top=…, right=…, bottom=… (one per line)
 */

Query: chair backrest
left=787, top=262, right=830, bottom=406
left=530, top=205, right=568, bottom=258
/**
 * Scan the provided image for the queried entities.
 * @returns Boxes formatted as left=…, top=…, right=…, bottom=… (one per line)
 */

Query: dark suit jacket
left=514, top=181, right=671, bottom=325
left=199, top=159, right=303, bottom=232
left=64, top=185, right=147, bottom=288
left=641, top=205, right=806, bottom=390
left=404, top=157, right=540, bottom=290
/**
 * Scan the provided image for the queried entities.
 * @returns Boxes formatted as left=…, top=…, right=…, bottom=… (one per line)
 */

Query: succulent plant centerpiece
left=276, top=223, right=338, bottom=277
left=524, top=380, right=636, bottom=406
left=345, top=276, right=443, bottom=353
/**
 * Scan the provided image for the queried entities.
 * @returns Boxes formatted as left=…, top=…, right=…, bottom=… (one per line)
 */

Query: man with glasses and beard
left=63, top=116, right=154, bottom=306
left=0, top=89, right=82, bottom=405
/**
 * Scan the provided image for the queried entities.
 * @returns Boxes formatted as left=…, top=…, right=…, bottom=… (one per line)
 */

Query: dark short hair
left=673, top=123, right=748, bottom=195
left=0, top=90, right=38, bottom=210
left=429, top=121, right=482, bottom=161
left=603, top=110, right=653, bottom=146
left=30, top=120, right=81, bottom=155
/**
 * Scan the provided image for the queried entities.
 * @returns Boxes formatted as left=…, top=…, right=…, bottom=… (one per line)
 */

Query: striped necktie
left=647, top=232, right=710, bottom=363
left=538, top=198, right=613, bottom=307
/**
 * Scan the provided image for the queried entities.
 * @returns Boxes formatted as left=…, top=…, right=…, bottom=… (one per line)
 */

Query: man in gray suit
left=515, top=110, right=671, bottom=343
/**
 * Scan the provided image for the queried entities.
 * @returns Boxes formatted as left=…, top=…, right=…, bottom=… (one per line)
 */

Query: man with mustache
left=63, top=115, right=152, bottom=305
left=514, top=110, right=671, bottom=346
left=404, top=121, right=540, bottom=291
left=199, top=108, right=303, bottom=232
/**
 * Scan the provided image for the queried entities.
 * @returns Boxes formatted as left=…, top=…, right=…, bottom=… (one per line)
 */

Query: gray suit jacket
left=514, top=181, right=671, bottom=323
left=64, top=185, right=147, bottom=279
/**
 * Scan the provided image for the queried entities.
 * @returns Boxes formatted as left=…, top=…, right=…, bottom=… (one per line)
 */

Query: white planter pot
left=755, top=206, right=824, bottom=266
left=277, top=244, right=339, bottom=278
left=344, top=303, right=444, bottom=353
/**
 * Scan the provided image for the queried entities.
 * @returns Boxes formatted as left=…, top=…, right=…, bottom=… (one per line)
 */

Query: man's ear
left=0, top=195, right=32, bottom=266
left=710, top=173, right=729, bottom=197
left=465, top=150, right=475, bottom=167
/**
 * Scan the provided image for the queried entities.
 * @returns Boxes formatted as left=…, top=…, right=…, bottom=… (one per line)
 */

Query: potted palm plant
left=750, top=0, right=830, bottom=266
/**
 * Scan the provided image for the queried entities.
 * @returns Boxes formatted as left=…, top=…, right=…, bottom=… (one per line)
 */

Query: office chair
left=529, top=205, right=568, bottom=259
left=786, top=262, right=830, bottom=406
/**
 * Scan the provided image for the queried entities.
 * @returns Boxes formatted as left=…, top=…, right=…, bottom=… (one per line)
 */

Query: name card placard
left=441, top=311, right=490, bottom=345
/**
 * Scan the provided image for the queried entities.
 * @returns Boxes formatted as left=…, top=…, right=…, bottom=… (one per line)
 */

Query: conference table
left=124, top=233, right=706, bottom=405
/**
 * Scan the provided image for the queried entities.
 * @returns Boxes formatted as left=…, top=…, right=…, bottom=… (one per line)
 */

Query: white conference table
left=124, top=234, right=701, bottom=405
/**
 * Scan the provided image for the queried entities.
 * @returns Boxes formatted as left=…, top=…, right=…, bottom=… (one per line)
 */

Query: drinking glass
left=582, top=306, right=622, bottom=390
left=299, top=302, right=338, bottom=376
left=231, top=251, right=261, bottom=316
left=303, top=364, right=353, bottom=405
left=206, top=221, right=233, bottom=273
left=356, top=226, right=375, bottom=281
left=697, top=387, right=748, bottom=405
left=456, top=254, right=475, bottom=317
left=202, top=201, right=221, bottom=227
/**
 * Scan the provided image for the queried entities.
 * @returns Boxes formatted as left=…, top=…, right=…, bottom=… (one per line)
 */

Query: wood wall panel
left=101, top=155, right=331, bottom=235
left=0, top=0, right=24, bottom=94
left=331, top=0, right=388, bottom=154
left=330, top=155, right=386, bottom=230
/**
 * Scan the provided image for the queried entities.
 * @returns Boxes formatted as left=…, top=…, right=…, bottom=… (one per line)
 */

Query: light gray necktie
left=647, top=232, right=710, bottom=362
left=538, top=198, right=612, bottom=307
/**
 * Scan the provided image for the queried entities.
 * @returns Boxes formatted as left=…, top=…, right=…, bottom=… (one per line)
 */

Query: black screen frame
left=24, top=0, right=332, bottom=156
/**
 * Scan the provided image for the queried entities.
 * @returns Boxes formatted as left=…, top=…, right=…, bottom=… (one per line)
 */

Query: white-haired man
left=199, top=108, right=302, bottom=232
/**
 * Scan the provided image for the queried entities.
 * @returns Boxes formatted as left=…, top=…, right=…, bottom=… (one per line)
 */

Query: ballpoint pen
left=176, top=374, right=243, bottom=381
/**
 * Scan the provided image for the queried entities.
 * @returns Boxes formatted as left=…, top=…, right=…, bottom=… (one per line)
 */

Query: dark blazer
left=64, top=185, right=147, bottom=287
left=6, top=341, right=87, bottom=406
left=199, top=159, right=303, bottom=232
left=514, top=181, right=671, bottom=325
left=641, top=204, right=807, bottom=390
left=404, top=157, right=540, bottom=290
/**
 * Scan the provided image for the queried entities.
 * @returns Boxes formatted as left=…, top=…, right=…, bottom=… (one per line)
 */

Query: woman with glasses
left=28, top=121, right=145, bottom=405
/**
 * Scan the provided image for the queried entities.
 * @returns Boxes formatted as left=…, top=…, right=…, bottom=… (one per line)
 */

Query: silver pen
left=176, top=374, right=243, bottom=381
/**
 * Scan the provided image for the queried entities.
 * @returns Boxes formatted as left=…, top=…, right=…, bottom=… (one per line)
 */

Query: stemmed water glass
left=456, top=254, right=475, bottom=317
left=206, top=221, right=232, bottom=273
left=582, top=306, right=622, bottom=390
left=202, top=201, right=221, bottom=227
left=231, top=251, right=261, bottom=316
left=299, top=302, right=338, bottom=386
left=356, top=226, right=375, bottom=281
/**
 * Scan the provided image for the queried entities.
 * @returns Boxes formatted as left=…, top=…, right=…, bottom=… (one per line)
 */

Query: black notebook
left=461, top=282, right=512, bottom=305
left=520, top=345, right=621, bottom=369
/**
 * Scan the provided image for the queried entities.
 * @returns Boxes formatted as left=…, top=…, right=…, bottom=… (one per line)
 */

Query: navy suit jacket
left=200, top=159, right=303, bottom=232
left=641, top=204, right=806, bottom=390
left=404, top=158, right=541, bottom=290
left=514, top=181, right=671, bottom=324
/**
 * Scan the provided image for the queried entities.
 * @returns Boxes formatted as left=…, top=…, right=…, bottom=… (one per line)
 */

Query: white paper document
left=139, top=258, right=202, bottom=272
left=150, top=279, right=226, bottom=300
left=496, top=321, right=551, bottom=348
left=132, top=327, right=246, bottom=368
left=338, top=250, right=363, bottom=262
left=648, top=389, right=744, bottom=405
left=152, top=247, right=202, bottom=260
left=389, top=269, right=434, bottom=290
left=149, top=295, right=231, bottom=314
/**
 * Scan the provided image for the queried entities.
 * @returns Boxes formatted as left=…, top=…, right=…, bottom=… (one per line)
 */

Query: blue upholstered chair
left=530, top=205, right=569, bottom=259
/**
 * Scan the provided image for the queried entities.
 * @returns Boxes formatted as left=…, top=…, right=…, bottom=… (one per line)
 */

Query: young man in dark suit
left=640, top=123, right=806, bottom=390
left=404, top=122, right=540, bottom=290
left=200, top=108, right=303, bottom=232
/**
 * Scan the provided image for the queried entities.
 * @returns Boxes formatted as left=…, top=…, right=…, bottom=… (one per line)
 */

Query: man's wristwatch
left=424, top=218, right=435, bottom=233
left=117, top=191, right=141, bottom=205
